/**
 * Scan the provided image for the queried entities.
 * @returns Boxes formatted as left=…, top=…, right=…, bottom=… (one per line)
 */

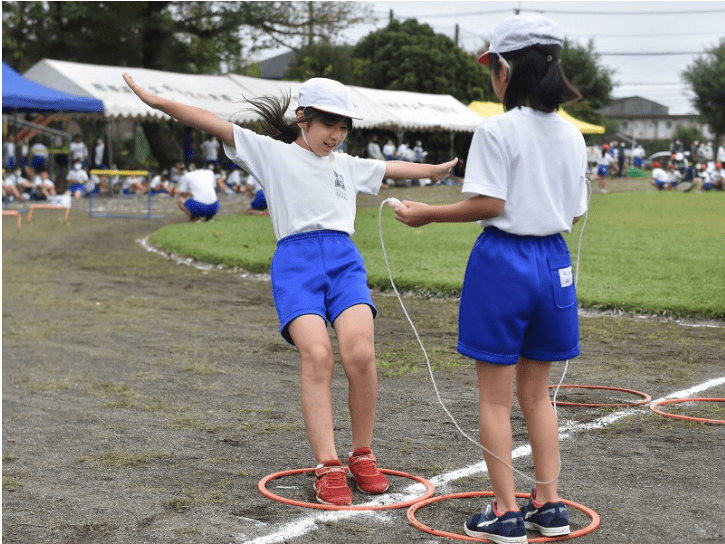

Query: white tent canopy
left=23, top=59, right=483, bottom=133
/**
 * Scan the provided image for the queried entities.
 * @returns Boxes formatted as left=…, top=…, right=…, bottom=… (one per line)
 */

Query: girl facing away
left=395, top=14, right=587, bottom=544
left=122, top=73, right=457, bottom=506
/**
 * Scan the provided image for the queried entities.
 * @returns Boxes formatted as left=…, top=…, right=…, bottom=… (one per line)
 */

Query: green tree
left=682, top=39, right=725, bottom=142
left=286, top=43, right=367, bottom=84
left=352, top=19, right=495, bottom=104
left=1, top=1, right=372, bottom=74
left=560, top=39, right=615, bottom=126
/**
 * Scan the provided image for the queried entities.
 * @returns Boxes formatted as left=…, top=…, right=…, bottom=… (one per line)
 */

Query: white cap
left=297, top=77, right=362, bottom=120
left=478, top=14, right=565, bottom=66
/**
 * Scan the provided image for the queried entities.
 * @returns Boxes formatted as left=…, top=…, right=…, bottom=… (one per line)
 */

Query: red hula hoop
left=407, top=491, right=600, bottom=542
left=650, top=398, right=725, bottom=424
left=258, top=467, right=435, bottom=510
left=549, top=384, right=651, bottom=407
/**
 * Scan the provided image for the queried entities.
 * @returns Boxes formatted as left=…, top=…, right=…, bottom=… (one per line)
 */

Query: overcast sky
left=332, top=0, right=725, bottom=115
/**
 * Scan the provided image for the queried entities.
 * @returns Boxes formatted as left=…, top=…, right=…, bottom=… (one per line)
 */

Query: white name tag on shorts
left=559, top=266, right=573, bottom=288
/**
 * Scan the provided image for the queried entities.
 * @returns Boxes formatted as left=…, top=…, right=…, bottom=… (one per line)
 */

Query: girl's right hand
left=122, top=73, right=164, bottom=110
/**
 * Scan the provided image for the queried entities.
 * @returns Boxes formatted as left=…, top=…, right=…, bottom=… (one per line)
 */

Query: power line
left=599, top=51, right=704, bottom=56
left=398, top=7, right=725, bottom=18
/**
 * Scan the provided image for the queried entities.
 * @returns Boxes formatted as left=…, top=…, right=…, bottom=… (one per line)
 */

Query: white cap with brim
left=297, top=77, right=362, bottom=120
left=478, top=13, right=565, bottom=66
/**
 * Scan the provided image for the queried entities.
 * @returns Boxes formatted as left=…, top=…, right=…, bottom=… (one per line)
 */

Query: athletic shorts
left=68, top=183, right=85, bottom=194
left=184, top=198, right=219, bottom=220
left=457, top=227, right=580, bottom=365
left=597, top=165, right=608, bottom=177
left=250, top=190, right=267, bottom=210
left=271, top=230, right=376, bottom=345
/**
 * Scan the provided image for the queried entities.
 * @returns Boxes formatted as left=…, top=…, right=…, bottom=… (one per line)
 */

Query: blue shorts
left=184, top=198, right=219, bottom=220
left=69, top=183, right=85, bottom=194
left=271, top=230, right=376, bottom=345
left=458, top=227, right=580, bottom=365
left=250, top=190, right=267, bottom=210
left=597, top=165, right=608, bottom=177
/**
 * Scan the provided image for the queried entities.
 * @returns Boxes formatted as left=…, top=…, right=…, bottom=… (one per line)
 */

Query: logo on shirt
left=334, top=170, right=347, bottom=200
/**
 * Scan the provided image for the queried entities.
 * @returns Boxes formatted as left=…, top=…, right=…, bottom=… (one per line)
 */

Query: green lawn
left=149, top=190, right=725, bottom=319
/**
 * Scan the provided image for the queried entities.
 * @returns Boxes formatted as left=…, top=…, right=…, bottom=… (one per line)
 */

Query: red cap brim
left=478, top=51, right=491, bottom=66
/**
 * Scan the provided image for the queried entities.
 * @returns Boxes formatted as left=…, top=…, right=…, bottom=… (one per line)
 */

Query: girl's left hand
left=429, top=158, right=458, bottom=183
left=394, top=200, right=432, bottom=228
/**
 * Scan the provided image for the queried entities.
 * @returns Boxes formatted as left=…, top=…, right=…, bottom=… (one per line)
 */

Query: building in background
left=599, top=96, right=714, bottom=143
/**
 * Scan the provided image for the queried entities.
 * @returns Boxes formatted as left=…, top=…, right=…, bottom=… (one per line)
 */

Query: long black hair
left=237, top=93, right=353, bottom=144
left=491, top=44, right=581, bottom=113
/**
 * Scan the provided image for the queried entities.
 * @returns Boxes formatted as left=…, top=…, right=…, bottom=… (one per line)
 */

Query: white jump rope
left=379, top=182, right=591, bottom=486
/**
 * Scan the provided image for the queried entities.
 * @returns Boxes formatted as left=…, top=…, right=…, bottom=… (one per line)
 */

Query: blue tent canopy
left=2, top=62, right=103, bottom=113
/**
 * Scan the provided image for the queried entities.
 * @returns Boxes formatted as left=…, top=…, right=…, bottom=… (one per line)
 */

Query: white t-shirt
left=226, top=169, right=245, bottom=186
left=224, top=125, right=386, bottom=240
left=652, top=167, right=668, bottom=182
left=69, top=141, right=88, bottom=161
left=200, top=139, right=219, bottom=161
left=463, top=107, right=588, bottom=236
left=66, top=168, right=89, bottom=185
left=178, top=169, right=218, bottom=205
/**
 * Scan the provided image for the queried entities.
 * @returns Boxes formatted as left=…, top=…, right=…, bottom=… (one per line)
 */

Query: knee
left=299, top=344, right=336, bottom=383
left=516, top=388, right=551, bottom=419
left=341, top=343, right=376, bottom=379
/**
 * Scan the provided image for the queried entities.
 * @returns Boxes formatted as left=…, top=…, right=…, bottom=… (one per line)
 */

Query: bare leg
left=517, top=357, right=561, bottom=503
left=476, top=361, right=517, bottom=512
left=288, top=314, right=338, bottom=464
left=333, top=304, right=377, bottom=452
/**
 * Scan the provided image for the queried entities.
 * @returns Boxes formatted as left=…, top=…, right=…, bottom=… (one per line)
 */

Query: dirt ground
left=3, top=187, right=724, bottom=544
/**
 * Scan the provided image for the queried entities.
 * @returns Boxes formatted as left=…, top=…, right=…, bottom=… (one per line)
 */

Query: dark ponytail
left=234, top=92, right=353, bottom=144
left=491, top=44, right=581, bottom=113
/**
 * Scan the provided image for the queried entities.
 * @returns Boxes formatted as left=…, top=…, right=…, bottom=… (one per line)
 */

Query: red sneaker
left=347, top=447, right=389, bottom=494
left=314, top=460, right=351, bottom=506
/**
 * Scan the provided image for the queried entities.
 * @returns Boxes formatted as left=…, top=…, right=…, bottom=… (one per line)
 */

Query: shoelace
left=317, top=466, right=347, bottom=486
left=349, top=455, right=377, bottom=475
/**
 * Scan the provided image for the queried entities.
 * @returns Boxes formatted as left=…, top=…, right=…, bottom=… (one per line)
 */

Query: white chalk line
left=232, top=376, right=725, bottom=543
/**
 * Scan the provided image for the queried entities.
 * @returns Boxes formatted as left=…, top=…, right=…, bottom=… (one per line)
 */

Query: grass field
left=149, top=188, right=724, bottom=319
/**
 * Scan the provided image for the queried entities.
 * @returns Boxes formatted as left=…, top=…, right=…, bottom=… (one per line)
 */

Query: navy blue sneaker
left=464, top=502, right=527, bottom=544
left=521, top=491, right=571, bottom=537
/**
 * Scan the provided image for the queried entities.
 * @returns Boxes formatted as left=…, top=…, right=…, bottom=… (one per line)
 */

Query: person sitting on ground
left=210, top=162, right=232, bottom=194
left=177, top=155, right=219, bottom=222
left=244, top=176, right=268, bottom=216
left=225, top=164, right=247, bottom=193
left=120, top=167, right=148, bottom=195
left=3, top=168, right=25, bottom=202
left=66, top=159, right=90, bottom=199
left=708, top=162, right=724, bottom=191
left=32, top=167, right=56, bottom=199
left=149, top=169, right=171, bottom=195
left=650, top=162, right=669, bottom=191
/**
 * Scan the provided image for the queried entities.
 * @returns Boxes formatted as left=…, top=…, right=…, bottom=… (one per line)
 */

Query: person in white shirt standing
left=176, top=155, right=219, bottom=222
left=122, top=72, right=456, bottom=507
left=69, top=134, right=89, bottom=168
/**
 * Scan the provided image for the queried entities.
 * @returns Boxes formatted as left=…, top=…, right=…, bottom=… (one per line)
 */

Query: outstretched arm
left=394, top=195, right=505, bottom=228
left=384, top=158, right=458, bottom=183
left=122, top=73, right=234, bottom=147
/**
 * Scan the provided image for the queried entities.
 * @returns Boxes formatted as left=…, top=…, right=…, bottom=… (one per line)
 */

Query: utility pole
left=389, top=9, right=393, bottom=22
left=455, top=24, right=459, bottom=47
